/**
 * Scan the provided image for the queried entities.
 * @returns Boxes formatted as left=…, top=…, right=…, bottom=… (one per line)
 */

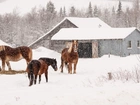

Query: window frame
left=128, top=40, right=132, bottom=49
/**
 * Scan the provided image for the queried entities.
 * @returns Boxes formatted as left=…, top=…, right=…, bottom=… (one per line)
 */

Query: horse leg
left=60, top=58, right=64, bottom=73
left=28, top=72, right=32, bottom=86
left=73, top=63, right=77, bottom=74
left=28, top=73, right=30, bottom=80
left=68, top=63, right=72, bottom=74
left=29, top=74, right=34, bottom=86
left=1, top=60, right=5, bottom=71
left=6, top=61, right=12, bottom=71
left=34, top=75, right=37, bottom=85
left=45, top=70, right=48, bottom=82
left=39, top=75, right=41, bottom=84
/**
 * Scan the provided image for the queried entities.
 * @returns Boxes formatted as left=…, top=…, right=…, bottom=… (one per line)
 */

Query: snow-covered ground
left=0, top=47, right=140, bottom=105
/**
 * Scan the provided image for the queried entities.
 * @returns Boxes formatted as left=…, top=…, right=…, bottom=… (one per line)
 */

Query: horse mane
left=0, top=46, right=5, bottom=51
left=68, top=42, right=72, bottom=53
left=39, top=57, right=55, bottom=66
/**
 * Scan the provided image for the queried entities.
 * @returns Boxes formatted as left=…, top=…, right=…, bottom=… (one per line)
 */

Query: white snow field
left=0, top=47, right=140, bottom=105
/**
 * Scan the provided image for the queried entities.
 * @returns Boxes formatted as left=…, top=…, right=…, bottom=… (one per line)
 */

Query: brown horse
left=60, top=40, right=79, bottom=74
left=26, top=57, right=58, bottom=86
left=0, top=45, right=32, bottom=71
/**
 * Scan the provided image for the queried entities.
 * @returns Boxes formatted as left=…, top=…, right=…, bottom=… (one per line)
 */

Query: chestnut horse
left=26, top=57, right=58, bottom=86
left=0, top=45, right=32, bottom=71
left=60, top=40, right=79, bottom=74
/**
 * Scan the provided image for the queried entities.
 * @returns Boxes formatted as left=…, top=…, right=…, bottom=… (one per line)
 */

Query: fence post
left=108, top=72, right=112, bottom=80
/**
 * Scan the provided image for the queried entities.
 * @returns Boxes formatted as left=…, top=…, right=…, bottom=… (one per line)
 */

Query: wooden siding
left=30, top=19, right=78, bottom=49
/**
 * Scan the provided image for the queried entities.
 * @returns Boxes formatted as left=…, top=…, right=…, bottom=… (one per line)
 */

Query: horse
left=26, top=57, right=58, bottom=86
left=0, top=45, right=32, bottom=71
left=60, top=40, right=79, bottom=74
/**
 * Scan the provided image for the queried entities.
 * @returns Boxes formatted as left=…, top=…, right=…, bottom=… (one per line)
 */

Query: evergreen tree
left=59, top=7, right=63, bottom=18
left=69, top=6, right=76, bottom=17
left=133, top=0, right=140, bottom=27
left=111, top=6, right=117, bottom=27
left=63, top=6, right=66, bottom=17
left=46, top=1, right=57, bottom=20
left=45, top=1, right=57, bottom=31
left=116, top=1, right=122, bottom=18
left=116, top=1, right=125, bottom=27
left=93, top=5, right=98, bottom=17
left=87, top=2, right=93, bottom=17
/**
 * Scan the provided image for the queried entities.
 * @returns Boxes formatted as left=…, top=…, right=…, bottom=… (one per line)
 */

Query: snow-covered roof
left=65, top=17, right=111, bottom=28
left=0, top=40, right=10, bottom=46
left=51, top=27, right=137, bottom=40
left=28, top=17, right=111, bottom=47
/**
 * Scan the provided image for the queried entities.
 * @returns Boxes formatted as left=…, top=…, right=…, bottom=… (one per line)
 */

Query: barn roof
left=51, top=27, right=137, bottom=40
left=28, top=17, right=111, bottom=47
left=64, top=17, right=111, bottom=28
left=0, top=39, right=10, bottom=46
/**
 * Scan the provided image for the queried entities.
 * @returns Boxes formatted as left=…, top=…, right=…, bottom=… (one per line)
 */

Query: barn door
left=78, top=42, right=92, bottom=58
left=92, top=41, right=98, bottom=58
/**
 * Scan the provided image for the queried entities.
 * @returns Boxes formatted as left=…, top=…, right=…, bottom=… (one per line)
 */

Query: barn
left=51, top=27, right=140, bottom=58
left=28, top=17, right=111, bottom=50
left=29, top=17, right=140, bottom=58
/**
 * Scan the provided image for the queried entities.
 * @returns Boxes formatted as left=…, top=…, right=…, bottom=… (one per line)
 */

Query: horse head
left=72, top=40, right=78, bottom=52
left=51, top=59, right=58, bottom=71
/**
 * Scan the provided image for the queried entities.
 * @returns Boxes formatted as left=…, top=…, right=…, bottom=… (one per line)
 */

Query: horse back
left=26, top=60, right=41, bottom=75
left=39, top=57, right=53, bottom=66
left=0, top=46, right=21, bottom=60
left=38, top=60, right=48, bottom=75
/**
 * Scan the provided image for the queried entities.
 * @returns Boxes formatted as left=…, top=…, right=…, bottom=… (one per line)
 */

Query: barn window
left=137, top=40, right=140, bottom=48
left=128, top=41, right=131, bottom=48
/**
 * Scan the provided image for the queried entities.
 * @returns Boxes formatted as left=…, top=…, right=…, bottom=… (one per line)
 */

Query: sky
left=0, top=0, right=132, bottom=16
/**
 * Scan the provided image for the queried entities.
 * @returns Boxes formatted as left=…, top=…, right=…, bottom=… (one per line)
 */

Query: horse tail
left=27, top=61, right=34, bottom=86
left=28, top=48, right=32, bottom=63
left=60, top=56, right=63, bottom=69
left=19, top=46, right=33, bottom=64
left=64, top=62, right=69, bottom=70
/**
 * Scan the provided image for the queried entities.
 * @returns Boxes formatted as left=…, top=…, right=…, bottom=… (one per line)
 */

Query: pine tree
left=133, top=0, right=140, bottom=27
left=87, top=2, right=93, bottom=17
left=93, top=5, right=98, bottom=17
left=59, top=7, right=63, bottom=18
left=69, top=6, right=76, bottom=17
left=46, top=1, right=57, bottom=20
left=117, top=1, right=122, bottom=18
left=63, top=6, right=66, bottom=17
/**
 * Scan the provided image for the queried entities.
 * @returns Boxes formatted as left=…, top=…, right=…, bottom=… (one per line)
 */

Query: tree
left=69, top=6, right=76, bottom=17
left=116, top=1, right=124, bottom=27
left=93, top=5, right=98, bottom=17
left=110, top=6, right=117, bottom=27
left=63, top=6, right=66, bottom=17
left=132, top=0, right=140, bottom=28
left=46, top=1, right=57, bottom=30
left=59, top=6, right=66, bottom=19
left=102, top=8, right=110, bottom=26
left=46, top=1, right=57, bottom=19
left=87, top=2, right=93, bottom=17
left=116, top=1, right=122, bottom=18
